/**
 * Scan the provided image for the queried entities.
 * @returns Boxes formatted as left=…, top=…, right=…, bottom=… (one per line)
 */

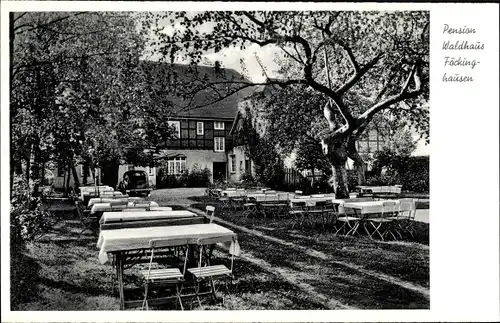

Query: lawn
left=11, top=196, right=429, bottom=310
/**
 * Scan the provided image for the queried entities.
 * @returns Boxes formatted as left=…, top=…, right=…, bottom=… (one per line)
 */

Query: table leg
left=115, top=252, right=125, bottom=310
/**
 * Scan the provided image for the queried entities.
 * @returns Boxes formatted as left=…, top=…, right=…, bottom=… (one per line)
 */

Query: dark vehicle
left=118, top=170, right=152, bottom=196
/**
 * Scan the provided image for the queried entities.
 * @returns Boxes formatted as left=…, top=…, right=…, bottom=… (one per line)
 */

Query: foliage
left=147, top=11, right=429, bottom=195
left=180, top=164, right=212, bottom=187
left=10, top=12, right=177, bottom=194
left=294, top=136, right=330, bottom=174
left=10, top=176, right=52, bottom=248
left=157, top=164, right=211, bottom=188
left=369, top=149, right=429, bottom=193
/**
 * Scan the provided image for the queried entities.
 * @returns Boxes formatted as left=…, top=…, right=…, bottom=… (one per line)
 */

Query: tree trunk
left=82, top=158, right=89, bottom=185
left=65, top=160, right=71, bottom=197
left=311, top=169, right=315, bottom=188
left=31, top=137, right=41, bottom=197
left=323, top=137, right=350, bottom=198
left=70, top=159, right=80, bottom=190
left=347, top=140, right=367, bottom=185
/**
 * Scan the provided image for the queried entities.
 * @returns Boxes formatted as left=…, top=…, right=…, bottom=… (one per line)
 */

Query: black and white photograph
left=1, top=2, right=498, bottom=322
left=7, top=9, right=430, bottom=311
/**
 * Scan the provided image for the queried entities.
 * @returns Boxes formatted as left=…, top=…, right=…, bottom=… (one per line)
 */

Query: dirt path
left=187, top=207, right=430, bottom=300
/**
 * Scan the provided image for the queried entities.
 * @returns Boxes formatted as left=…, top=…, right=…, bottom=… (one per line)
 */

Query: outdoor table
left=149, top=206, right=173, bottom=211
left=80, top=187, right=114, bottom=200
left=290, top=195, right=335, bottom=207
left=100, top=210, right=197, bottom=224
left=357, top=186, right=402, bottom=197
left=87, top=197, right=142, bottom=208
left=97, top=223, right=240, bottom=309
left=341, top=200, right=400, bottom=217
left=100, top=191, right=124, bottom=197
left=90, top=201, right=159, bottom=214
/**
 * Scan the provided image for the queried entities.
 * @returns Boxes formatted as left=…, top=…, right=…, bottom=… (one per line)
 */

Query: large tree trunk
left=82, top=158, right=90, bottom=185
left=347, top=139, right=367, bottom=185
left=323, top=137, right=350, bottom=198
left=70, top=159, right=80, bottom=190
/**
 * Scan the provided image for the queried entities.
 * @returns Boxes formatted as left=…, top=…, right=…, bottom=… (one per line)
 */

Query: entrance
left=213, top=162, right=227, bottom=182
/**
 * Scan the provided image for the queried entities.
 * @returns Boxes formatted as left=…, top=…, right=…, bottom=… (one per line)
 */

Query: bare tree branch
left=357, top=61, right=422, bottom=126
left=336, top=53, right=384, bottom=96
left=179, top=78, right=307, bottom=112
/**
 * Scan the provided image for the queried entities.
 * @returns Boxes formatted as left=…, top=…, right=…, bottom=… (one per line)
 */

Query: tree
left=10, top=12, right=171, bottom=194
left=148, top=11, right=429, bottom=198
left=294, top=136, right=330, bottom=188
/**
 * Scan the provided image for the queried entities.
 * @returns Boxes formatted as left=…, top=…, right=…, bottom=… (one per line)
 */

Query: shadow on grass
left=241, top=232, right=429, bottom=308
left=38, top=277, right=115, bottom=298
left=11, top=248, right=41, bottom=310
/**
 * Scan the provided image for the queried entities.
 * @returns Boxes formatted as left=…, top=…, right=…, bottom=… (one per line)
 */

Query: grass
left=12, top=194, right=429, bottom=310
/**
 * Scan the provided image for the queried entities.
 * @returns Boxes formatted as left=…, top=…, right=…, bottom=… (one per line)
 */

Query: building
left=142, top=62, right=257, bottom=183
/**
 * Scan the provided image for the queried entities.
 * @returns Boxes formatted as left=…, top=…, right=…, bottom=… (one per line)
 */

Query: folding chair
left=389, top=198, right=417, bottom=238
left=206, top=205, right=216, bottom=223
left=242, top=197, right=257, bottom=218
left=141, top=238, right=189, bottom=310
left=334, top=202, right=362, bottom=236
left=218, top=196, right=231, bottom=215
left=187, top=236, right=235, bottom=308
left=289, top=199, right=308, bottom=229
left=363, top=201, right=398, bottom=240
left=260, top=194, right=279, bottom=218
left=75, top=200, right=98, bottom=235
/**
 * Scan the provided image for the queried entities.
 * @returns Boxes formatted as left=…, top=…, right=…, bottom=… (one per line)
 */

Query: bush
left=158, top=164, right=212, bottom=188
left=369, top=150, right=429, bottom=193
left=346, top=169, right=359, bottom=192
left=181, top=164, right=211, bottom=187
left=239, top=172, right=262, bottom=189
left=10, top=176, right=52, bottom=248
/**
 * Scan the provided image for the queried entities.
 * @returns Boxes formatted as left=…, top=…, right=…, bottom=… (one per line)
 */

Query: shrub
left=239, top=172, right=262, bottom=189
left=10, top=176, right=52, bottom=248
left=184, top=164, right=212, bottom=187
left=346, top=169, right=359, bottom=192
left=369, top=150, right=429, bottom=193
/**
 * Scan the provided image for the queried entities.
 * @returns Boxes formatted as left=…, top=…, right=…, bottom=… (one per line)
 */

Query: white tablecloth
left=342, top=200, right=400, bottom=214
left=97, top=223, right=239, bottom=264
left=290, top=196, right=335, bottom=207
left=88, top=197, right=142, bottom=208
left=100, top=210, right=197, bottom=224
left=91, top=201, right=159, bottom=214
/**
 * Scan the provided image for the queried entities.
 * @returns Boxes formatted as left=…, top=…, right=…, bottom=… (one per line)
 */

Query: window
left=214, top=121, right=225, bottom=130
left=167, top=157, right=187, bottom=175
left=168, top=121, right=181, bottom=139
left=197, top=122, right=204, bottom=135
left=230, top=155, right=236, bottom=173
left=214, top=137, right=225, bottom=152
left=239, top=161, right=244, bottom=172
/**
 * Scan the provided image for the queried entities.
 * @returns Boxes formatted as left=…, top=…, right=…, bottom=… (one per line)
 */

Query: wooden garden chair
left=289, top=199, right=308, bottom=229
left=75, top=200, right=98, bottom=235
left=206, top=205, right=216, bottom=223
left=141, top=237, right=190, bottom=310
left=242, top=197, right=257, bottom=218
left=187, top=236, right=234, bottom=309
left=389, top=198, right=417, bottom=238
left=363, top=201, right=398, bottom=240
left=334, top=202, right=362, bottom=236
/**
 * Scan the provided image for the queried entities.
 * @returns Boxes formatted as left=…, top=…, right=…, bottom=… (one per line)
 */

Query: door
left=213, top=162, right=227, bottom=182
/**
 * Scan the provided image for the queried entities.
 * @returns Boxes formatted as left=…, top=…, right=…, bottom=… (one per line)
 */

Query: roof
left=140, top=61, right=257, bottom=119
